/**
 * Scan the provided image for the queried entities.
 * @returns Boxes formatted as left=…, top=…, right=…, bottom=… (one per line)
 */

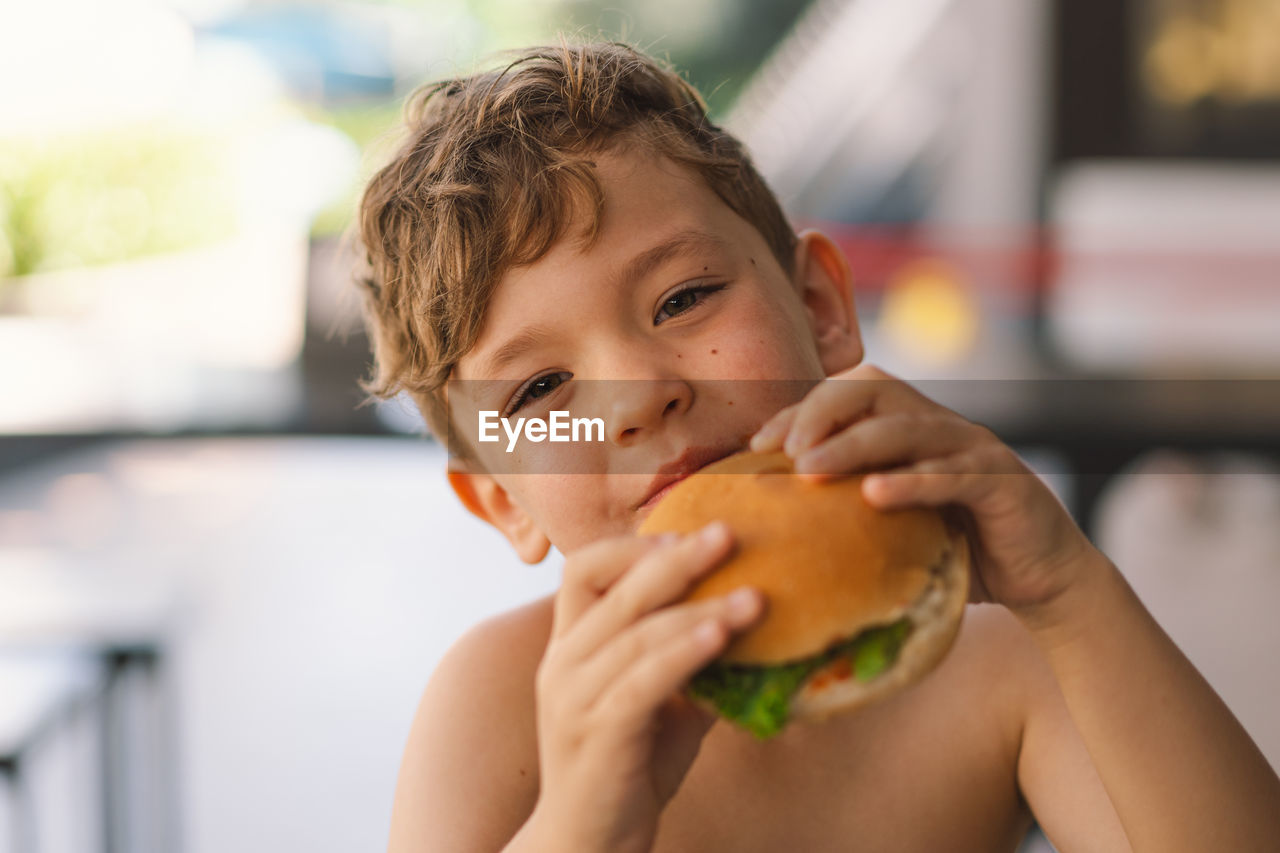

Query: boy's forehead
left=563, top=147, right=736, bottom=257
left=457, top=149, right=768, bottom=379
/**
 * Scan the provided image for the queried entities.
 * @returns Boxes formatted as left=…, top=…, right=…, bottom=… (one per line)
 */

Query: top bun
left=637, top=450, right=956, bottom=665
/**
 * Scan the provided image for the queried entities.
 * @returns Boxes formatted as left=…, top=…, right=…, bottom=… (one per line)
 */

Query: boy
left=357, top=43, right=1280, bottom=851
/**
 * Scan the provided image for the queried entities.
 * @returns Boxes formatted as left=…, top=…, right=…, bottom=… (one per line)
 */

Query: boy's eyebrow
left=469, top=325, right=556, bottom=381
left=614, top=228, right=732, bottom=294
left=468, top=228, right=732, bottom=380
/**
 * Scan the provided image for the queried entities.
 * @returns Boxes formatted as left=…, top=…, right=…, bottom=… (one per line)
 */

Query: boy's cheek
left=525, top=478, right=644, bottom=551
left=498, top=440, right=605, bottom=476
left=718, top=333, right=821, bottom=412
left=694, top=334, right=811, bottom=386
left=728, top=309, right=827, bottom=383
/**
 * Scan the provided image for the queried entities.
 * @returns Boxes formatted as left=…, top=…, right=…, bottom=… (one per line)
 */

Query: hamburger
left=637, top=450, right=969, bottom=739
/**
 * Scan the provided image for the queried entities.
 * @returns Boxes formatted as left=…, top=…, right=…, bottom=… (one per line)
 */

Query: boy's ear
left=792, top=229, right=863, bottom=374
left=446, top=461, right=551, bottom=564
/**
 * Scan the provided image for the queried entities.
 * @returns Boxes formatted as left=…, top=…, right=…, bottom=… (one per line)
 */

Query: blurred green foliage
left=303, top=0, right=813, bottom=238
left=536, top=0, right=815, bottom=118
left=0, top=125, right=237, bottom=281
left=0, top=1, right=815, bottom=263
left=306, top=101, right=405, bottom=238
left=427, top=0, right=814, bottom=117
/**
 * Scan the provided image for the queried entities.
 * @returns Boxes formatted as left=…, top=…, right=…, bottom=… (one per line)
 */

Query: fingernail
left=698, top=520, right=728, bottom=545
left=727, top=587, right=760, bottom=618
left=862, top=474, right=892, bottom=502
left=694, top=620, right=723, bottom=648
left=750, top=420, right=784, bottom=451
left=794, top=447, right=825, bottom=474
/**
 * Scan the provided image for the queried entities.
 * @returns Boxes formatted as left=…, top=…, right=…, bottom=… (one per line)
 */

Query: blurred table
left=0, top=540, right=178, bottom=853
left=0, top=647, right=100, bottom=853
left=922, top=377, right=1280, bottom=533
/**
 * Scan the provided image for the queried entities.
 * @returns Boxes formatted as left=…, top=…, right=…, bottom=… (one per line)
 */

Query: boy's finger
left=589, top=613, right=734, bottom=737
left=552, top=534, right=677, bottom=640
left=558, top=522, right=733, bottom=664
left=859, top=445, right=1025, bottom=512
left=781, top=372, right=914, bottom=458
left=780, top=379, right=879, bottom=459
left=749, top=404, right=800, bottom=451
left=792, top=412, right=982, bottom=479
left=783, top=370, right=934, bottom=458
left=575, top=586, right=764, bottom=706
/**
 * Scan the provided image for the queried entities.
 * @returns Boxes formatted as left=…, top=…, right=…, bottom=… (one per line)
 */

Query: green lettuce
left=688, top=617, right=912, bottom=739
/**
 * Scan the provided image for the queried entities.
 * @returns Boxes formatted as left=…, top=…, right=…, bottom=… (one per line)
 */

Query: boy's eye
left=528, top=373, right=563, bottom=399
left=506, top=371, right=569, bottom=416
left=655, top=283, right=726, bottom=325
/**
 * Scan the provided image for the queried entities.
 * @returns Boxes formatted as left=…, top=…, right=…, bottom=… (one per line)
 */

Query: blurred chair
left=0, top=648, right=100, bottom=853
left=0, top=544, right=177, bottom=853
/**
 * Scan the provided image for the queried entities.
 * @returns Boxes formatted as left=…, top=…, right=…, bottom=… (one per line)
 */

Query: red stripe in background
left=805, top=221, right=1280, bottom=299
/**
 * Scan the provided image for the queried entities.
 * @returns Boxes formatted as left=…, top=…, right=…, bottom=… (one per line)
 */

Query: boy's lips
left=635, top=443, right=743, bottom=512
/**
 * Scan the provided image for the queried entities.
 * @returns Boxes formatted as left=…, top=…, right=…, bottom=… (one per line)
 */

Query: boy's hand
left=750, top=363, right=1095, bottom=618
left=529, top=525, right=763, bottom=853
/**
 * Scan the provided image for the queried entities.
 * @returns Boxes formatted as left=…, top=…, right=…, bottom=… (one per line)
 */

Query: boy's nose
left=607, top=378, right=692, bottom=446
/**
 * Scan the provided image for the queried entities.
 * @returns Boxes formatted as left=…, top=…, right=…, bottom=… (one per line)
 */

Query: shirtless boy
left=357, top=42, right=1280, bottom=852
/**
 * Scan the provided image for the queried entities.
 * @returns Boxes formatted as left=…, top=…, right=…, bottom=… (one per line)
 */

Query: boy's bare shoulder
left=947, top=601, right=1087, bottom=753
left=950, top=602, right=1052, bottom=699
left=907, top=601, right=1059, bottom=772
left=387, top=595, right=553, bottom=853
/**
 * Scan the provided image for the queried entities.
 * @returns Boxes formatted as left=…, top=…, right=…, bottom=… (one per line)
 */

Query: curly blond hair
left=357, top=41, right=796, bottom=455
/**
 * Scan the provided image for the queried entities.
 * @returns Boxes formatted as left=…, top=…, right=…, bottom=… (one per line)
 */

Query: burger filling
left=687, top=616, right=913, bottom=739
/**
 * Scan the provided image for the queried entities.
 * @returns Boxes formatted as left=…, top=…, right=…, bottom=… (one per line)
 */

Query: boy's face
left=448, top=146, right=861, bottom=559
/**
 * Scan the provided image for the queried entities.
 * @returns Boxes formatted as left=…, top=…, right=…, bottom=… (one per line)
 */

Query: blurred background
left=1, top=0, right=1278, bottom=851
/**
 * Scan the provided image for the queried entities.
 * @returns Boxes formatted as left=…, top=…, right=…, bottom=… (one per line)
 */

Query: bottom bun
left=787, top=524, right=970, bottom=723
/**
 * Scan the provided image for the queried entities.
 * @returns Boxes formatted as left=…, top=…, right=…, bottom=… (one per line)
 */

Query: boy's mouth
left=636, top=443, right=744, bottom=513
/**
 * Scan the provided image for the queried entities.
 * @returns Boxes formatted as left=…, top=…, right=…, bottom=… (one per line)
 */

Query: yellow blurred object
left=878, top=260, right=978, bottom=367
left=1143, top=0, right=1280, bottom=106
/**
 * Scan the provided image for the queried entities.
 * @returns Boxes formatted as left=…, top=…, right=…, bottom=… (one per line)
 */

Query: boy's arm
left=978, top=606, right=1132, bottom=851
left=752, top=364, right=1280, bottom=852
left=1014, top=548, right=1280, bottom=852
